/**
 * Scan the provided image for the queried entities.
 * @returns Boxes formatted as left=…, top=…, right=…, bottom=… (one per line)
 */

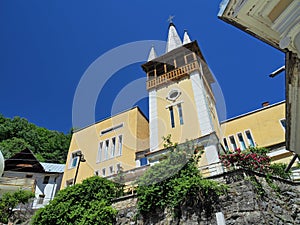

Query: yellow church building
left=61, top=22, right=299, bottom=188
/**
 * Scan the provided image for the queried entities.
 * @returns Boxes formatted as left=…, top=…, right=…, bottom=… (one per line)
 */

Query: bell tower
left=142, top=22, right=222, bottom=172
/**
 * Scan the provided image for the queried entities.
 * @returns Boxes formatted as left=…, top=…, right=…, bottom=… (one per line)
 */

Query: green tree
left=0, top=114, right=71, bottom=163
left=31, top=176, right=120, bottom=225
left=136, top=138, right=227, bottom=218
left=0, top=190, right=34, bottom=224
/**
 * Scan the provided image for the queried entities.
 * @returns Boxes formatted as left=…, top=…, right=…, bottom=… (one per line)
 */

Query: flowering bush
left=220, top=147, right=271, bottom=173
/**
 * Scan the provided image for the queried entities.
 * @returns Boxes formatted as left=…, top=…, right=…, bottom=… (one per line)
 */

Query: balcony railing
left=147, top=61, right=199, bottom=90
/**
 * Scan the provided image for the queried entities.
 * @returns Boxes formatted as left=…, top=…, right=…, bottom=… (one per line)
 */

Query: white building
left=3, top=149, right=65, bottom=209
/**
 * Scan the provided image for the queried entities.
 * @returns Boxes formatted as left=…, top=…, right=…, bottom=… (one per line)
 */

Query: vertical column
left=190, top=70, right=214, bottom=135
left=149, top=90, right=159, bottom=151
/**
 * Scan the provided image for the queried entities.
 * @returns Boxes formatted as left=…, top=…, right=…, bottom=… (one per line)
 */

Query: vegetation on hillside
left=31, top=176, right=120, bottom=225
left=0, top=190, right=35, bottom=224
left=0, top=114, right=71, bottom=163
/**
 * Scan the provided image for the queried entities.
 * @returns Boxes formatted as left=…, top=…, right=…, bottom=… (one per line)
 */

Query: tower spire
left=147, top=45, right=157, bottom=61
left=183, top=30, right=192, bottom=44
left=166, top=21, right=182, bottom=53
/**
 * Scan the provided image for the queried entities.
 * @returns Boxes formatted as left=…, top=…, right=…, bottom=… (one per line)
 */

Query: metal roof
left=40, top=163, right=65, bottom=173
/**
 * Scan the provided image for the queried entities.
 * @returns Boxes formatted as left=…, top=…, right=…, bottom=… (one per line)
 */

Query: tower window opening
left=237, top=133, right=246, bottom=150
left=177, top=104, right=184, bottom=125
left=186, top=53, right=195, bottom=64
left=166, top=59, right=175, bottom=72
left=169, top=106, right=175, bottom=128
left=148, top=70, right=155, bottom=79
left=229, top=136, right=237, bottom=151
left=176, top=55, right=185, bottom=67
left=156, top=63, right=165, bottom=76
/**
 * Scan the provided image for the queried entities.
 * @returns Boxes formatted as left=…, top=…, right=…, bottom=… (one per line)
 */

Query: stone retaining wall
left=113, top=170, right=300, bottom=225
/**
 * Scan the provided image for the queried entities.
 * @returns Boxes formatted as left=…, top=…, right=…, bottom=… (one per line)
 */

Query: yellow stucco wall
left=155, top=77, right=202, bottom=148
left=221, top=102, right=285, bottom=151
left=61, top=107, right=149, bottom=188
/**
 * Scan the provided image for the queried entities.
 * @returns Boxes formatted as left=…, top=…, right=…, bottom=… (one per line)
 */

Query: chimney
left=262, top=101, right=270, bottom=107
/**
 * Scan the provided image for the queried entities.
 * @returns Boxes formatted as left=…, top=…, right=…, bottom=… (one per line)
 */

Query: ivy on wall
left=136, top=136, right=228, bottom=219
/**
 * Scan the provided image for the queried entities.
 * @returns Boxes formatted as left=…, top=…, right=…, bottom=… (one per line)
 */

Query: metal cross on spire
left=168, top=15, right=175, bottom=24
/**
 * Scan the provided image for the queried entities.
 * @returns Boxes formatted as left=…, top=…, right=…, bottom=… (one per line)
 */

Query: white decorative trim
left=267, top=148, right=289, bottom=158
left=205, top=144, right=221, bottom=176
left=149, top=90, right=159, bottom=151
left=190, top=71, right=213, bottom=136
left=166, top=89, right=181, bottom=101
left=165, top=100, right=184, bottom=109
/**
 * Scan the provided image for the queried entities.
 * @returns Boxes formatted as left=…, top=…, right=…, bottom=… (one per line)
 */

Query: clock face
left=167, top=89, right=181, bottom=101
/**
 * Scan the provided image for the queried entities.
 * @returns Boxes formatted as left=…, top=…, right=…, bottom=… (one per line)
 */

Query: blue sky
left=0, top=1, right=285, bottom=133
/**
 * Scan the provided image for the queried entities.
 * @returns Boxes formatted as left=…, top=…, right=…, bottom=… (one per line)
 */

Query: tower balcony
left=146, top=61, right=200, bottom=90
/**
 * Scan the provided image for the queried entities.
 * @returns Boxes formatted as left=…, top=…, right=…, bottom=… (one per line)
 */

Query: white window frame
left=69, top=150, right=81, bottom=169
left=245, top=130, right=255, bottom=147
left=177, top=103, right=184, bottom=125
left=223, top=138, right=229, bottom=151
left=229, top=135, right=237, bottom=151
left=96, top=142, right=103, bottom=163
left=111, top=137, right=116, bottom=158
left=237, top=132, right=246, bottom=151
left=117, top=135, right=123, bottom=156
left=104, top=140, right=109, bottom=160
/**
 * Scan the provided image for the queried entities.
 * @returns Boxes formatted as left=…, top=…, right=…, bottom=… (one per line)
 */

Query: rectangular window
left=176, top=55, right=185, bottom=67
left=186, top=53, right=194, bottom=64
left=97, top=142, right=103, bottom=163
left=111, top=137, right=116, bottom=158
left=177, top=104, right=184, bottom=125
left=66, top=179, right=74, bottom=187
left=223, top=138, right=229, bottom=151
left=116, top=163, right=122, bottom=173
left=245, top=130, right=255, bottom=147
left=156, top=63, right=165, bottom=76
left=140, top=157, right=148, bottom=166
left=26, top=174, right=33, bottom=178
left=70, top=151, right=80, bottom=169
left=118, top=135, right=123, bottom=156
left=102, top=168, right=106, bottom=177
left=43, top=176, right=50, bottom=184
left=169, top=106, right=175, bottom=128
left=37, top=194, right=45, bottom=205
left=94, top=170, right=99, bottom=176
left=104, top=140, right=109, bottom=160
left=166, top=59, right=175, bottom=72
left=229, top=136, right=237, bottom=151
left=109, top=166, right=114, bottom=175
left=280, top=119, right=286, bottom=130
left=237, top=133, right=246, bottom=150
